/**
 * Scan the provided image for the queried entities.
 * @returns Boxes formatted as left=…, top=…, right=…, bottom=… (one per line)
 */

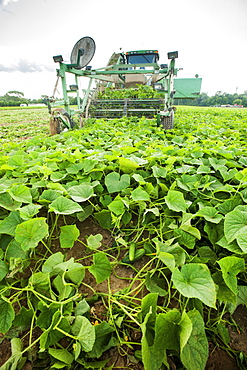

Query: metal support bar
left=59, top=65, right=70, bottom=114
left=81, top=78, right=93, bottom=113
left=123, top=99, right=128, bottom=116
left=60, top=63, right=173, bottom=78
left=75, top=75, right=80, bottom=109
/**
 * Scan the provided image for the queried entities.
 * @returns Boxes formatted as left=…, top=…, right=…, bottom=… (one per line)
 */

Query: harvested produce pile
left=97, top=85, right=164, bottom=99
left=89, top=85, right=165, bottom=119
left=0, top=106, right=247, bottom=369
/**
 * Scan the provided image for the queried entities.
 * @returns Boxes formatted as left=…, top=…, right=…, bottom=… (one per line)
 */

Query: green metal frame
left=49, top=48, right=202, bottom=126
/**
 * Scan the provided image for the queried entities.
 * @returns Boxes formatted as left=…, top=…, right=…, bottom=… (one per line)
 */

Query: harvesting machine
left=48, top=37, right=202, bottom=134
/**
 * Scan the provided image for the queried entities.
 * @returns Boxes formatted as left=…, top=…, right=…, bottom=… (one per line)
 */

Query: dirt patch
left=0, top=337, right=11, bottom=366
left=205, top=305, right=247, bottom=369
left=102, top=346, right=144, bottom=369
left=229, top=305, right=247, bottom=356
left=206, top=342, right=239, bottom=370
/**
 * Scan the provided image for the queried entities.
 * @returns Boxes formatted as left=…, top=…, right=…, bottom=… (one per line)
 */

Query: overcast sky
left=0, top=0, right=247, bottom=99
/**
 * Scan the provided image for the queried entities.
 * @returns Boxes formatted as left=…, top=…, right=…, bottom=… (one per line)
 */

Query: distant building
left=220, top=104, right=243, bottom=108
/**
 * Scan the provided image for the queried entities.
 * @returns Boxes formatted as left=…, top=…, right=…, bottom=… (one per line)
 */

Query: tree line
left=0, top=90, right=247, bottom=108
left=0, top=91, right=47, bottom=107
left=175, top=91, right=247, bottom=107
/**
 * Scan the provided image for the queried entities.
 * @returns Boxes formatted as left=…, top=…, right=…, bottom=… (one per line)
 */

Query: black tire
left=162, top=110, right=174, bottom=130
left=57, top=112, right=71, bottom=134
left=50, top=109, right=76, bottom=135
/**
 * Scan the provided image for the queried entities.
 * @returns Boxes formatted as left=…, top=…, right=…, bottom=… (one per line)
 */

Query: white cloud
left=0, top=59, right=54, bottom=73
left=1, top=0, right=19, bottom=6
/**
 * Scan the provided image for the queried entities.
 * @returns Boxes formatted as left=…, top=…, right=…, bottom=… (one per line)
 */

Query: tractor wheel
left=162, top=111, right=174, bottom=130
left=50, top=109, right=76, bottom=135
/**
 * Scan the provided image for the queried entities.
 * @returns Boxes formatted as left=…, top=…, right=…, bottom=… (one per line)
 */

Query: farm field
left=0, top=107, right=50, bottom=143
left=0, top=106, right=247, bottom=369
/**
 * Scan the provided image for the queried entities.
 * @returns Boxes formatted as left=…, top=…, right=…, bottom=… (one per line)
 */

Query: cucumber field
left=0, top=106, right=247, bottom=370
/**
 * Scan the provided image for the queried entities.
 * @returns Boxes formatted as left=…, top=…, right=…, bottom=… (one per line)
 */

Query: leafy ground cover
left=0, top=107, right=50, bottom=143
left=0, top=106, right=247, bottom=369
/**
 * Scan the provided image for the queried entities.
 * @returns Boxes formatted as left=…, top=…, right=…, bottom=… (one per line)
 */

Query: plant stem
left=128, top=257, right=154, bottom=291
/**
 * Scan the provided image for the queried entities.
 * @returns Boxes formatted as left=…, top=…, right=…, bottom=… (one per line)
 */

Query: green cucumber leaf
left=76, top=205, right=94, bottom=222
left=0, top=193, right=21, bottom=211
left=48, top=348, right=74, bottom=365
left=49, top=196, right=82, bottom=215
left=71, top=316, right=95, bottom=352
left=0, top=261, right=9, bottom=281
left=179, top=310, right=193, bottom=351
left=42, top=252, right=64, bottom=274
left=224, top=206, right=247, bottom=246
left=86, top=234, right=103, bottom=249
left=108, top=199, right=126, bottom=215
left=89, top=252, right=112, bottom=284
left=75, top=299, right=90, bottom=316
left=131, top=187, right=150, bottom=201
left=172, top=264, right=216, bottom=308
left=0, top=298, right=15, bottom=333
left=19, top=203, right=42, bottom=220
left=60, top=225, right=80, bottom=248
left=119, top=157, right=139, bottom=173
left=13, top=307, right=33, bottom=328
left=94, top=210, right=112, bottom=229
left=165, top=190, right=187, bottom=212
left=0, top=211, right=22, bottom=236
left=196, top=206, right=223, bottom=224
left=181, top=310, right=208, bottom=370
left=213, top=271, right=237, bottom=304
left=15, top=217, right=49, bottom=251
left=39, top=189, right=60, bottom=204
left=138, top=293, right=158, bottom=324
left=217, top=256, right=245, bottom=294
left=88, top=321, right=116, bottom=358
left=8, top=184, right=32, bottom=203
left=157, top=251, right=175, bottom=270
left=145, top=273, right=168, bottom=297
left=105, top=172, right=130, bottom=193
left=68, top=184, right=94, bottom=202
left=141, top=311, right=165, bottom=370
left=65, top=263, right=85, bottom=285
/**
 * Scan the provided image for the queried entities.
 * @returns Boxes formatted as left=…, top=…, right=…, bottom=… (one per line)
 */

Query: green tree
left=233, top=99, right=242, bottom=106
left=6, top=91, right=25, bottom=99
